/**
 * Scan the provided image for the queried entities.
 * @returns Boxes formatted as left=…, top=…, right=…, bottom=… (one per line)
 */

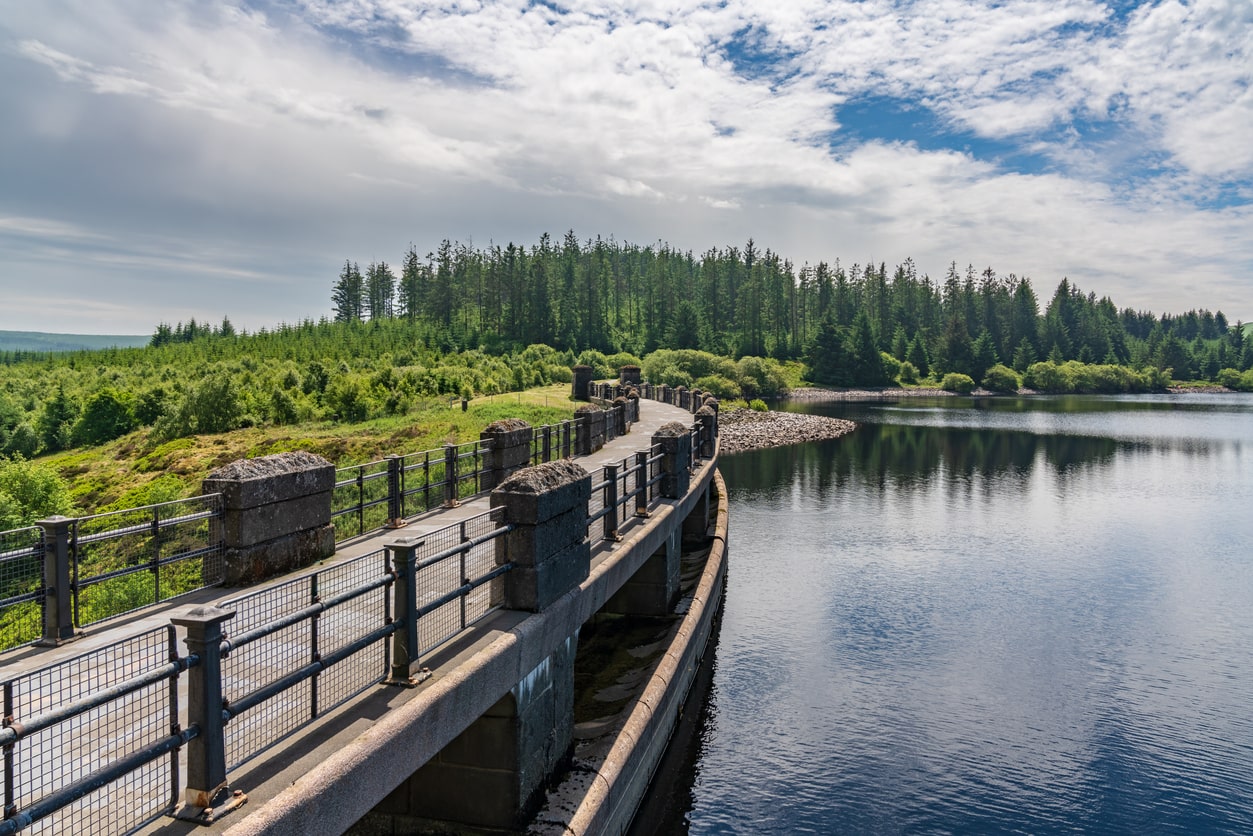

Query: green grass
left=39, top=386, right=579, bottom=517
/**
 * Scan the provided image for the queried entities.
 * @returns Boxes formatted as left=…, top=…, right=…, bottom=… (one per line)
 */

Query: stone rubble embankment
left=718, top=408, right=856, bottom=454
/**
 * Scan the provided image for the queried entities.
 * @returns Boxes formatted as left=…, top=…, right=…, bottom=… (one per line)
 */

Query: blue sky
left=1, top=0, right=1250, bottom=334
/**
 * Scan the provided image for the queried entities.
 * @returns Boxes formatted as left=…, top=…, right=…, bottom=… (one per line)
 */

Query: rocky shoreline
left=718, top=408, right=857, bottom=454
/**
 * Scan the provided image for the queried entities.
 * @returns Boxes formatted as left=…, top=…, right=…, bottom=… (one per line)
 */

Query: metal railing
left=332, top=439, right=490, bottom=541
left=0, top=625, right=188, bottom=836
left=69, top=496, right=224, bottom=631
left=0, top=508, right=516, bottom=834
left=586, top=446, right=666, bottom=549
left=0, top=529, right=44, bottom=651
left=0, top=496, right=224, bottom=653
left=530, top=420, right=576, bottom=466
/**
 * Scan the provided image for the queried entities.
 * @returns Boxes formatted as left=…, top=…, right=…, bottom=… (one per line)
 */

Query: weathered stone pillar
left=657, top=384, right=670, bottom=405
left=653, top=421, right=692, bottom=499
left=574, top=404, right=606, bottom=455
left=491, top=460, right=591, bottom=612
left=612, top=396, right=629, bottom=436
left=626, top=389, right=640, bottom=422
left=571, top=364, right=593, bottom=401
left=201, top=451, right=335, bottom=584
left=697, top=404, right=717, bottom=458
left=703, top=395, right=720, bottom=414
left=619, top=364, right=641, bottom=387
left=689, top=388, right=703, bottom=412
left=480, top=418, right=533, bottom=491
left=676, top=386, right=690, bottom=411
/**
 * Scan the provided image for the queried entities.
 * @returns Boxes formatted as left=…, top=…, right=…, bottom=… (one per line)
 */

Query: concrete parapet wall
left=202, top=451, right=336, bottom=584
left=559, top=470, right=728, bottom=836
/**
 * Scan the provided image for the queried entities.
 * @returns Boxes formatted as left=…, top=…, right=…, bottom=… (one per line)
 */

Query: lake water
left=674, top=394, right=1253, bottom=834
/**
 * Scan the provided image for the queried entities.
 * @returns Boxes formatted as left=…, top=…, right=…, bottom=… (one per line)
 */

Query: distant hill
left=0, top=330, right=149, bottom=353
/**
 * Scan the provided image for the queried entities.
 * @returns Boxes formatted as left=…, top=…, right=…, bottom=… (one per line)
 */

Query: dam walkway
left=0, top=391, right=718, bottom=836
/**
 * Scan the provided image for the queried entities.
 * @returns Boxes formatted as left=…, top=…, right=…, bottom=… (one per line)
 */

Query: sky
left=1, top=0, right=1250, bottom=335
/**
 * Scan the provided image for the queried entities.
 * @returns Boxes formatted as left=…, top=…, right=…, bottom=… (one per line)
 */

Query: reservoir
left=675, top=394, right=1253, bottom=834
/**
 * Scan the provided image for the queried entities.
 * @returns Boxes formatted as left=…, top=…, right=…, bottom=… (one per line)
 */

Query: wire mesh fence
left=0, top=527, right=44, bottom=651
left=71, top=496, right=224, bottom=632
left=217, top=550, right=391, bottom=771
left=1, top=626, right=179, bottom=836
left=413, top=507, right=508, bottom=656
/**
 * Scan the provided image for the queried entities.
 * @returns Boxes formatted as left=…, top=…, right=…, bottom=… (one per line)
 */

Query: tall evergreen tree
left=332, top=261, right=364, bottom=322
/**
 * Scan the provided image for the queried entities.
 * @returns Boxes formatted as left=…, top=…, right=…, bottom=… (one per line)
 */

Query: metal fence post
left=443, top=444, right=459, bottom=508
left=603, top=464, right=620, bottom=542
left=542, top=425, right=552, bottom=463
left=385, top=455, right=404, bottom=527
left=635, top=451, right=650, bottom=517
left=386, top=536, right=422, bottom=685
left=171, top=606, right=243, bottom=822
left=35, top=516, right=75, bottom=646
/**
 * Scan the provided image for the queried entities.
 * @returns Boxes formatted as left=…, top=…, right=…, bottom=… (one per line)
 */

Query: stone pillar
left=574, top=404, right=606, bottom=456
left=371, top=634, right=578, bottom=832
left=612, top=396, right=629, bottom=435
left=490, top=460, right=591, bottom=612
left=703, top=395, right=720, bottom=414
left=619, top=364, right=641, bottom=387
left=571, top=365, right=593, bottom=401
left=201, top=451, right=335, bottom=584
left=657, top=384, right=670, bottom=405
left=480, top=418, right=533, bottom=491
left=689, top=389, right=702, bottom=412
left=697, top=405, right=717, bottom=458
left=676, top=386, right=690, bottom=411
left=603, top=525, right=680, bottom=616
left=626, top=389, right=640, bottom=422
left=652, top=421, right=692, bottom=499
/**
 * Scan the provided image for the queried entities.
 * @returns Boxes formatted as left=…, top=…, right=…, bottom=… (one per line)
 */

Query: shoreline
left=722, top=385, right=1240, bottom=453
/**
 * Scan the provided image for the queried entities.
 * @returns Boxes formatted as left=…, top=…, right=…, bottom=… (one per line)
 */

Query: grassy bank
left=41, top=385, right=578, bottom=516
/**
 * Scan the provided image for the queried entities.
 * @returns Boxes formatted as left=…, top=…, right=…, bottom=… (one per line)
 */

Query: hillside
left=0, top=330, right=149, bottom=352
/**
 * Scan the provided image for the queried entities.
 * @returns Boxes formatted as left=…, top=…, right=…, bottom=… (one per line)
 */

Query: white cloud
left=0, top=0, right=1249, bottom=333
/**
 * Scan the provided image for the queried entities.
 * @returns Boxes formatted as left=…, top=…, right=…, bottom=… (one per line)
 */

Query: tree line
left=330, top=232, right=1251, bottom=386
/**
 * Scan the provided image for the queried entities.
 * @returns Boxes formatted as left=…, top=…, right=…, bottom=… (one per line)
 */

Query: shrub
left=1217, top=368, right=1244, bottom=389
left=0, top=458, right=73, bottom=529
left=897, top=361, right=919, bottom=385
left=154, top=374, right=248, bottom=440
left=735, top=356, right=790, bottom=399
left=940, top=373, right=975, bottom=394
left=982, top=364, right=1020, bottom=394
left=1023, top=361, right=1067, bottom=393
left=694, top=375, right=741, bottom=400
left=73, top=388, right=136, bottom=446
left=749, top=399, right=768, bottom=412
left=880, top=352, right=902, bottom=382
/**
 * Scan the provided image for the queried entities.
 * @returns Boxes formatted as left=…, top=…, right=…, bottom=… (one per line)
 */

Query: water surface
left=679, top=394, right=1253, bottom=834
